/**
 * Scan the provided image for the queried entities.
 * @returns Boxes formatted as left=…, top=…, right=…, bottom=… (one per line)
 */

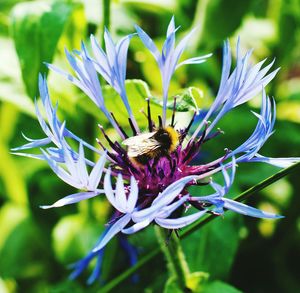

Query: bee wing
left=122, top=132, right=155, bottom=146
left=127, top=140, right=161, bottom=157
left=122, top=132, right=160, bottom=157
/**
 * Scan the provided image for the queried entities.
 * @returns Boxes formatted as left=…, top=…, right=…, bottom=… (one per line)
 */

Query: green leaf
left=0, top=203, right=28, bottom=251
left=47, top=280, right=85, bottom=293
left=164, top=272, right=209, bottom=293
left=199, top=0, right=252, bottom=46
left=186, top=271, right=209, bottom=292
left=104, top=79, right=158, bottom=128
left=78, top=79, right=162, bottom=130
left=0, top=36, right=35, bottom=116
left=199, top=280, right=242, bottom=293
left=11, top=0, right=84, bottom=98
left=183, top=212, right=243, bottom=280
left=151, top=87, right=202, bottom=112
left=0, top=217, right=45, bottom=278
left=0, top=140, right=28, bottom=205
left=52, top=214, right=102, bottom=263
left=277, top=0, right=300, bottom=67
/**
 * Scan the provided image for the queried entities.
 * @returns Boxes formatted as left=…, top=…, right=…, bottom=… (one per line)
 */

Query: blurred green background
left=0, top=0, right=300, bottom=292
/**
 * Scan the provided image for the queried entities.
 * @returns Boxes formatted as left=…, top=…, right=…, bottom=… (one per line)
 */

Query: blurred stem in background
left=190, top=0, right=210, bottom=51
left=101, top=0, right=110, bottom=45
left=267, top=0, right=282, bottom=22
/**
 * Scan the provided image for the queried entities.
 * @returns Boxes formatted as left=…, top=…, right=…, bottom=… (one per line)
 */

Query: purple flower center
left=98, top=97, right=224, bottom=208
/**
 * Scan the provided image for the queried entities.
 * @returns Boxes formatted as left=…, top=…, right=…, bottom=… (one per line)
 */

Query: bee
left=122, top=126, right=179, bottom=165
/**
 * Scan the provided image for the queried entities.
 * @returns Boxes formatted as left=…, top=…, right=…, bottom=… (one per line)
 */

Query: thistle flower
left=13, top=17, right=299, bottom=282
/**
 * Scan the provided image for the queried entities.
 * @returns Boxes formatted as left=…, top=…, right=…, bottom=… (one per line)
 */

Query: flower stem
left=101, top=0, right=110, bottom=45
left=154, top=226, right=189, bottom=290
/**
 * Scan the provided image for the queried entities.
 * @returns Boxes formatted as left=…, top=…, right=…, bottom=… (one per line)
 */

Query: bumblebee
left=122, top=126, right=179, bottom=165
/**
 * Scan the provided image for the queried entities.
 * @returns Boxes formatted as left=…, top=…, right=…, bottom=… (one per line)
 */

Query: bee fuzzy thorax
left=122, top=126, right=180, bottom=165
left=164, top=126, right=179, bottom=152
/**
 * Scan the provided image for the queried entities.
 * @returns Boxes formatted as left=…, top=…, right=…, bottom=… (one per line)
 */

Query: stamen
left=114, top=141, right=128, bottom=155
left=195, top=121, right=209, bottom=145
left=182, top=141, right=196, bottom=164
left=98, top=124, right=117, bottom=147
left=198, top=149, right=232, bottom=171
left=146, top=161, right=152, bottom=173
left=189, top=200, right=206, bottom=211
left=146, top=98, right=153, bottom=132
left=158, top=115, right=163, bottom=128
left=151, top=157, right=160, bottom=175
left=158, top=168, right=164, bottom=179
left=171, top=96, right=177, bottom=127
left=96, top=139, right=118, bottom=163
left=181, top=122, right=208, bottom=165
left=179, top=111, right=197, bottom=144
left=128, top=118, right=137, bottom=136
left=96, top=138, right=106, bottom=151
left=170, top=158, right=177, bottom=177
left=203, top=128, right=224, bottom=143
left=173, top=147, right=180, bottom=163
left=139, top=108, right=147, bottom=118
left=164, top=154, right=173, bottom=171
left=110, top=112, right=129, bottom=138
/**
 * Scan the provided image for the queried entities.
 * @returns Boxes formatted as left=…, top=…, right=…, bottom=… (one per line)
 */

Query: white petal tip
left=40, top=205, right=53, bottom=209
left=40, top=203, right=62, bottom=209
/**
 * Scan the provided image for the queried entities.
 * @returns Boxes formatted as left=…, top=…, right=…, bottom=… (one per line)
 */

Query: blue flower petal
left=223, top=198, right=283, bottom=219
left=88, top=151, right=107, bottom=190
left=11, top=137, right=51, bottom=151
left=135, top=24, right=161, bottom=65
left=250, top=155, right=300, bottom=168
left=132, top=175, right=197, bottom=223
left=40, top=191, right=103, bottom=209
left=155, top=210, right=207, bottom=229
left=92, top=214, right=132, bottom=253
left=121, top=219, right=151, bottom=235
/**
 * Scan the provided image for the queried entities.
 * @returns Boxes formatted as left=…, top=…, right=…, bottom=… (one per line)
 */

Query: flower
left=13, top=17, right=299, bottom=282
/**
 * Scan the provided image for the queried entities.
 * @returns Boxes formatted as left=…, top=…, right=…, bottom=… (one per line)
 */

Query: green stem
left=190, top=0, right=210, bottom=51
left=101, top=0, right=110, bottom=46
left=99, top=162, right=300, bottom=292
left=155, top=227, right=189, bottom=290
left=267, top=0, right=282, bottom=22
